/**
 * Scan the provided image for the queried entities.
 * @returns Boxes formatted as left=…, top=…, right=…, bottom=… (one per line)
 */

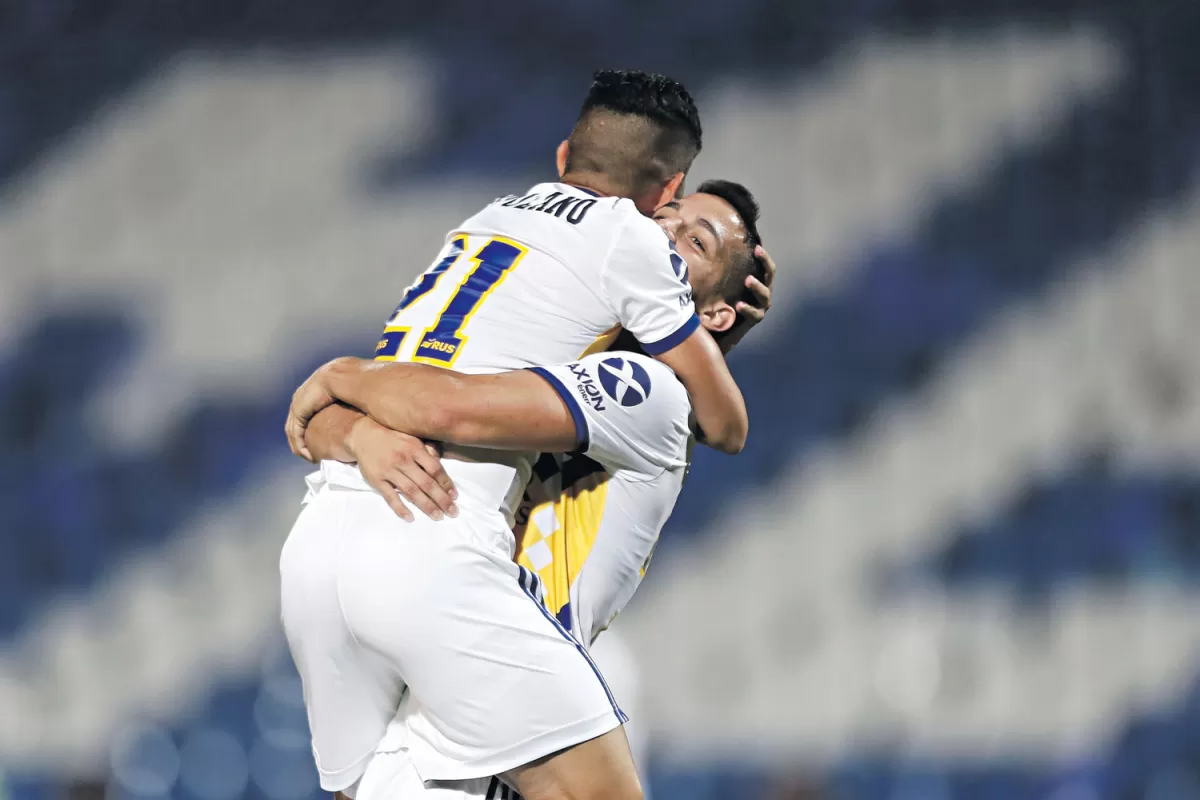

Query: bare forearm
left=322, top=359, right=469, bottom=442
left=305, top=403, right=366, bottom=462
left=434, top=371, right=577, bottom=451
left=321, top=358, right=575, bottom=452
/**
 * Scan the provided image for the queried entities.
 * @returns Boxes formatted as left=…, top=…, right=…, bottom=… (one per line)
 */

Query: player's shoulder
left=575, top=351, right=689, bottom=414
left=603, top=205, right=680, bottom=276
left=610, top=203, right=669, bottom=245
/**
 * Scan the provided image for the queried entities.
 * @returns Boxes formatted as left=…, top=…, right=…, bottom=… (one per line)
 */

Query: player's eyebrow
left=698, top=216, right=721, bottom=246
left=661, top=201, right=681, bottom=211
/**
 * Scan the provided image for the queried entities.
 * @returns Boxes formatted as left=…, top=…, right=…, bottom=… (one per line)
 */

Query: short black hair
left=696, top=178, right=764, bottom=302
left=580, top=69, right=702, bottom=147
left=565, top=69, right=703, bottom=199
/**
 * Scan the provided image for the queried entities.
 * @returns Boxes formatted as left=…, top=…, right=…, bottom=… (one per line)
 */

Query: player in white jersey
left=291, top=183, right=772, bottom=800
left=280, top=71, right=748, bottom=800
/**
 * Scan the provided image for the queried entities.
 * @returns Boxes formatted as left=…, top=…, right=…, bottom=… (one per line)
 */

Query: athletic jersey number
left=375, top=235, right=528, bottom=366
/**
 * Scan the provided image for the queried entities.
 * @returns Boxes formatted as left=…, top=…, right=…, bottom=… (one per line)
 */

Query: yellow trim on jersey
left=579, top=323, right=622, bottom=358
left=387, top=233, right=468, bottom=326
left=514, top=467, right=610, bottom=618
left=375, top=234, right=467, bottom=361
left=412, top=235, right=530, bottom=368
left=374, top=325, right=410, bottom=361
left=509, top=323, right=623, bottom=621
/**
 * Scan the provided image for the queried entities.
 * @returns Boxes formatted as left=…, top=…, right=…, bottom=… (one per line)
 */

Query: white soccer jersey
left=374, top=183, right=697, bottom=371
left=321, top=182, right=698, bottom=519
left=516, top=351, right=692, bottom=645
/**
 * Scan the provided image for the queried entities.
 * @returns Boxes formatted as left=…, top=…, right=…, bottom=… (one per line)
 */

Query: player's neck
left=559, top=172, right=614, bottom=196
left=560, top=172, right=656, bottom=215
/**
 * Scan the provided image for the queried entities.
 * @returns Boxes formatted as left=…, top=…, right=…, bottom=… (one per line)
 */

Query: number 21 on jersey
left=375, top=235, right=528, bottom=367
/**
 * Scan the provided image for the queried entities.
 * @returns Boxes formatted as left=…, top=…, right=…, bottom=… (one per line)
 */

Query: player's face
left=652, top=193, right=747, bottom=303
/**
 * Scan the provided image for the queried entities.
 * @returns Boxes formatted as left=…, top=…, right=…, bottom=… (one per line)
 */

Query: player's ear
left=655, top=172, right=685, bottom=207
left=556, top=140, right=570, bottom=178
left=698, top=300, right=736, bottom=334
left=637, top=172, right=686, bottom=216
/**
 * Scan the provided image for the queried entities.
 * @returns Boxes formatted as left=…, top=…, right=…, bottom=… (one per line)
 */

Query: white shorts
left=279, top=484, right=625, bottom=791
left=352, top=630, right=648, bottom=800
left=357, top=746, right=508, bottom=800
left=351, top=689, right=514, bottom=800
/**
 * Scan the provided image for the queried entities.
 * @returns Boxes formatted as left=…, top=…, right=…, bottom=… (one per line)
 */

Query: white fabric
left=355, top=632, right=648, bottom=800
left=533, top=352, right=691, bottom=477
left=279, top=486, right=623, bottom=789
left=328, top=354, right=691, bottom=791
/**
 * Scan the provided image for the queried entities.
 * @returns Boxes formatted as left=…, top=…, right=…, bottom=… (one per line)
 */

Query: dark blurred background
left=2, top=1, right=1200, bottom=798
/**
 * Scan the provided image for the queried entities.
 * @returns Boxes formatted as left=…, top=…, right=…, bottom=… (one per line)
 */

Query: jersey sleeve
left=601, top=213, right=699, bottom=354
left=528, top=352, right=691, bottom=477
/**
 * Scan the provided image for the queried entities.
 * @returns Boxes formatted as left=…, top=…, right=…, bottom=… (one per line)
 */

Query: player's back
left=374, top=182, right=695, bottom=374
left=322, top=182, right=697, bottom=524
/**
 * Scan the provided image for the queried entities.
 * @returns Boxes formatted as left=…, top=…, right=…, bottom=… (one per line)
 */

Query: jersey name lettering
left=496, top=190, right=597, bottom=225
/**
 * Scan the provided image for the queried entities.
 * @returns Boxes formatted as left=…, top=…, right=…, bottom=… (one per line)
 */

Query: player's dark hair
left=564, top=69, right=703, bottom=198
left=696, top=179, right=766, bottom=347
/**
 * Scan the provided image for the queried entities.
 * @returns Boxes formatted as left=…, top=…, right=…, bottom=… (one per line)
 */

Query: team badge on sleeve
left=598, top=357, right=652, bottom=407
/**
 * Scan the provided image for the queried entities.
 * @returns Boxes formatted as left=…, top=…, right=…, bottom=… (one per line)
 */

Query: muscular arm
left=652, top=326, right=748, bottom=454
left=297, top=365, right=579, bottom=522
left=318, top=358, right=579, bottom=453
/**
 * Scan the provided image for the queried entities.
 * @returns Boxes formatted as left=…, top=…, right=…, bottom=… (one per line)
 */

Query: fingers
left=291, top=389, right=322, bottom=427
left=382, top=484, right=417, bottom=522
left=417, top=443, right=454, bottom=493
left=754, top=244, right=777, bottom=286
left=412, top=447, right=458, bottom=515
left=744, top=274, right=771, bottom=306
left=352, top=426, right=456, bottom=522
left=285, top=415, right=300, bottom=457
left=733, top=269, right=772, bottom=330
left=290, top=376, right=335, bottom=429
left=394, top=449, right=457, bottom=519
left=360, top=469, right=414, bottom=521
left=734, top=300, right=766, bottom=324
left=388, top=470, right=448, bottom=521
left=285, top=412, right=313, bottom=461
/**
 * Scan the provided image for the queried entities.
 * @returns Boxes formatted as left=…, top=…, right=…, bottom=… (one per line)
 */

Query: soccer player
left=290, top=183, right=771, bottom=800
left=279, top=71, right=747, bottom=800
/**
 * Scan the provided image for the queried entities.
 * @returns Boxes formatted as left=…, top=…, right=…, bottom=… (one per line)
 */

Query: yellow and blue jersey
left=515, top=353, right=691, bottom=646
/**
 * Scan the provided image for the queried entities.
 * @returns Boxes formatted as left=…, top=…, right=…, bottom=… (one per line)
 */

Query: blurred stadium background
left=3, top=1, right=1200, bottom=798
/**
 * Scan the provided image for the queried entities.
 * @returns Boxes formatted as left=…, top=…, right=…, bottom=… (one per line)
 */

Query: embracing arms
left=287, top=363, right=580, bottom=520
left=295, top=360, right=579, bottom=456
left=286, top=243, right=776, bottom=519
